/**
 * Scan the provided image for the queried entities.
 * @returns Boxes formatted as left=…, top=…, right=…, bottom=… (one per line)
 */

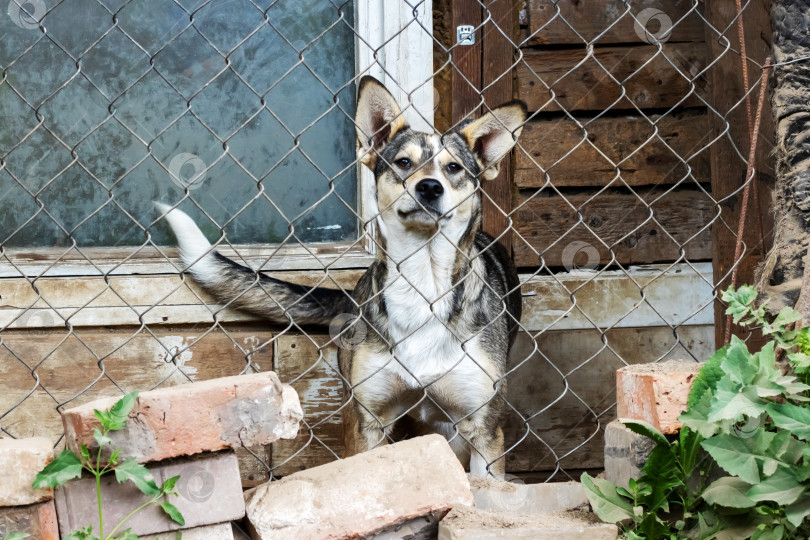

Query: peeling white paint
left=155, top=335, right=198, bottom=381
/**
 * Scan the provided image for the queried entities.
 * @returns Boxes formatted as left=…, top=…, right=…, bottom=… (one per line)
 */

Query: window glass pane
left=0, top=0, right=358, bottom=248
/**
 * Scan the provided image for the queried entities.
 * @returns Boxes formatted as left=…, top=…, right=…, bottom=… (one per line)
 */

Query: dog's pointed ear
left=356, top=76, right=409, bottom=169
left=459, top=101, right=527, bottom=181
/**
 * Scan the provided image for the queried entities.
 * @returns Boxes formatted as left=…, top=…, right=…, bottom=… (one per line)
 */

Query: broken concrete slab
left=245, top=435, right=473, bottom=540
left=470, top=476, right=589, bottom=514
left=0, top=500, right=59, bottom=540
left=55, top=452, right=244, bottom=537
left=152, top=522, right=234, bottom=539
left=604, top=420, right=654, bottom=491
left=0, top=437, right=54, bottom=506
left=437, top=506, right=618, bottom=540
left=62, top=372, right=303, bottom=463
left=616, top=360, right=702, bottom=434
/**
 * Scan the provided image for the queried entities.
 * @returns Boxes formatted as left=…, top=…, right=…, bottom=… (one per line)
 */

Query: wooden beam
left=515, top=111, right=711, bottom=189
left=481, top=0, right=517, bottom=246
left=704, top=0, right=774, bottom=347
left=517, top=43, right=708, bottom=113
left=513, top=188, right=714, bottom=268
left=451, top=0, right=483, bottom=122
left=526, top=0, right=705, bottom=46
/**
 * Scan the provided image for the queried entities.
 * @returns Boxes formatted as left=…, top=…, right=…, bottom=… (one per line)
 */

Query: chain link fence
left=0, top=0, right=782, bottom=481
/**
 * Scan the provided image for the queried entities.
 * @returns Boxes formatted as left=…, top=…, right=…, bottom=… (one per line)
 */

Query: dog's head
left=355, top=76, right=526, bottom=239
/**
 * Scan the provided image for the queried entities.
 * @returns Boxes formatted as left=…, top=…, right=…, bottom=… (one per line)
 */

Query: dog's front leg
left=457, top=418, right=506, bottom=478
left=341, top=396, right=389, bottom=457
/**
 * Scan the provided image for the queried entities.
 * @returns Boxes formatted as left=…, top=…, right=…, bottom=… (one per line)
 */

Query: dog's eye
left=446, top=162, right=462, bottom=174
left=395, top=158, right=412, bottom=170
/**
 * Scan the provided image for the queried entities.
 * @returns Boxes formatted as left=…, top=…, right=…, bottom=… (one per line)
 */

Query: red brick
left=245, top=434, right=473, bottom=539
left=0, top=500, right=59, bottom=540
left=62, top=372, right=303, bottom=463
left=54, top=452, right=244, bottom=537
left=616, top=360, right=702, bottom=434
left=0, top=437, right=54, bottom=506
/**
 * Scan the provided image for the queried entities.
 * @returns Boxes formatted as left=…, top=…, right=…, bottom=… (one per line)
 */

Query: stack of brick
left=242, top=432, right=618, bottom=539
left=0, top=438, right=59, bottom=539
left=54, top=372, right=304, bottom=539
left=607, top=360, right=702, bottom=488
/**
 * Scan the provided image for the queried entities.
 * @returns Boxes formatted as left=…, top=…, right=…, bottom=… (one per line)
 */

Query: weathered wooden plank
left=527, top=0, right=705, bottom=46
left=481, top=0, right=517, bottom=247
left=0, top=326, right=275, bottom=486
left=451, top=0, right=483, bottom=121
left=515, top=111, right=711, bottom=188
left=513, top=189, right=714, bottom=268
left=0, top=270, right=364, bottom=329
left=271, top=334, right=344, bottom=476
left=254, top=325, right=714, bottom=474
left=518, top=43, right=708, bottom=112
left=521, top=262, right=714, bottom=331
left=0, top=264, right=713, bottom=331
left=0, top=243, right=374, bottom=278
left=503, top=325, right=714, bottom=471
left=704, top=0, right=774, bottom=347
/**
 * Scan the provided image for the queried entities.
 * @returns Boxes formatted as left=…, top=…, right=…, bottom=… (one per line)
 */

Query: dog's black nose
left=415, top=179, right=444, bottom=201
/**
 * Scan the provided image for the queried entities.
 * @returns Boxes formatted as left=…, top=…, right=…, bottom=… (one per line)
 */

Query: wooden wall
left=1, top=264, right=715, bottom=481
left=513, top=0, right=715, bottom=269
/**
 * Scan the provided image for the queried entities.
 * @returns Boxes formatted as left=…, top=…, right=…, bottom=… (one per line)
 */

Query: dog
left=157, top=76, right=526, bottom=477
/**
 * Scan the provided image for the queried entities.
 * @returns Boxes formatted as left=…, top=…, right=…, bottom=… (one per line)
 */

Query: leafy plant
left=583, top=285, right=810, bottom=539
left=31, top=392, right=185, bottom=540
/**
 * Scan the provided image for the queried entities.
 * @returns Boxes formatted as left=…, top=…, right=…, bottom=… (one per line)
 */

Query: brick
left=437, top=507, right=618, bottom=540
left=0, top=500, right=59, bottom=540
left=55, top=452, right=244, bottom=537
left=62, top=372, right=303, bottom=463
left=616, top=360, right=702, bottom=434
left=604, top=420, right=654, bottom=491
left=152, top=522, right=234, bottom=539
left=245, top=434, right=473, bottom=540
left=470, top=476, right=589, bottom=514
left=0, top=437, right=54, bottom=506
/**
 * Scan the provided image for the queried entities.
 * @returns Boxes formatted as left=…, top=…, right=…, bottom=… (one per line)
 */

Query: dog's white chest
left=381, top=276, right=463, bottom=385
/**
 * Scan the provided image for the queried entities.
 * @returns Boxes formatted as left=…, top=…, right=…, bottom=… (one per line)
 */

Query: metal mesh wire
left=0, top=0, right=791, bottom=481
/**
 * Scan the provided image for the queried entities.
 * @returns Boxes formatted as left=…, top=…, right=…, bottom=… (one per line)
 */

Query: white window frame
left=0, top=0, right=433, bottom=328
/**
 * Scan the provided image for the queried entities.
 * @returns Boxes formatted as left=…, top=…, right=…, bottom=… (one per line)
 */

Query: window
left=1, top=0, right=361, bottom=249
left=1, top=1, right=433, bottom=257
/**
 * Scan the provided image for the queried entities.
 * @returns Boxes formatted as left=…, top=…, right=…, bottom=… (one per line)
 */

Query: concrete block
left=470, top=476, right=588, bottom=514
left=616, top=360, right=702, bottom=434
left=152, top=522, right=234, bottom=539
left=0, top=437, right=54, bottom=506
left=55, top=452, right=244, bottom=537
left=370, top=512, right=443, bottom=540
left=604, top=420, right=654, bottom=490
left=62, top=372, right=303, bottom=463
left=437, top=507, right=618, bottom=540
left=0, top=500, right=59, bottom=540
left=245, top=434, right=473, bottom=540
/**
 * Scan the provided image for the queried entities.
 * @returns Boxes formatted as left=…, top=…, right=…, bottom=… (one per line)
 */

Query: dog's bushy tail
left=156, top=203, right=350, bottom=326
